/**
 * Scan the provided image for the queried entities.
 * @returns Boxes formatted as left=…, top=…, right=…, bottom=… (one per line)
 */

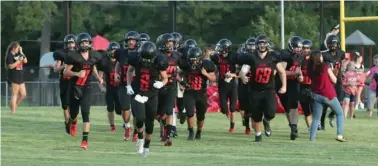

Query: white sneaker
left=136, top=139, right=144, bottom=154
left=141, top=148, right=149, bottom=157
left=359, top=103, right=365, bottom=109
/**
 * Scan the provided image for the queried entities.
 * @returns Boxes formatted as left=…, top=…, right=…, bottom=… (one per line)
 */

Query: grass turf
left=1, top=107, right=378, bottom=166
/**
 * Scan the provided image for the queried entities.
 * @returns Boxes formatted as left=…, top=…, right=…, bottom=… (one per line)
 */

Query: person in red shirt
left=341, top=62, right=359, bottom=119
left=307, top=51, right=346, bottom=142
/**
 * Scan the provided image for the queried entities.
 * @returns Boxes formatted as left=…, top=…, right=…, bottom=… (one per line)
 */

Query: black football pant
left=69, top=85, right=91, bottom=123
left=278, top=81, right=300, bottom=113
left=218, top=81, right=238, bottom=114
left=184, top=90, right=208, bottom=121
left=157, top=87, right=177, bottom=116
left=248, top=90, right=276, bottom=122
left=132, top=95, right=158, bottom=135
left=59, top=79, right=70, bottom=110
left=300, top=84, right=313, bottom=117
left=106, top=85, right=121, bottom=115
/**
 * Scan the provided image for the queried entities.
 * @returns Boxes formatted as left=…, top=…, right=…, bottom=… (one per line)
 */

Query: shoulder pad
left=53, top=50, right=64, bottom=61
left=202, top=59, right=216, bottom=73
left=64, top=52, right=76, bottom=65
left=155, top=55, right=169, bottom=71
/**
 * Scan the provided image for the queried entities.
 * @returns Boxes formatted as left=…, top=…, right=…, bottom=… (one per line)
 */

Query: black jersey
left=210, top=52, right=238, bottom=81
left=274, top=49, right=304, bottom=90
left=179, top=59, right=216, bottom=93
left=322, top=49, right=346, bottom=82
left=53, top=49, right=74, bottom=80
left=161, top=51, right=180, bottom=89
left=97, top=53, right=119, bottom=87
left=242, top=51, right=281, bottom=91
left=65, top=50, right=100, bottom=87
left=129, top=54, right=168, bottom=97
left=114, top=48, right=138, bottom=85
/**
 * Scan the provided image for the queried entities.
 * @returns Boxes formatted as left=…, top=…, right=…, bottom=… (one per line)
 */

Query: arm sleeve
left=6, top=54, right=14, bottom=65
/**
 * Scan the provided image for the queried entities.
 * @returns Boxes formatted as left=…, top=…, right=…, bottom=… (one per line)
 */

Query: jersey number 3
left=140, top=73, right=150, bottom=91
left=254, top=68, right=272, bottom=84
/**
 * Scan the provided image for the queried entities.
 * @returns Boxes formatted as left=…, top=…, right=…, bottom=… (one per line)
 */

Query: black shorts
left=7, top=70, right=24, bottom=84
left=157, top=87, right=177, bottom=116
left=343, top=90, right=356, bottom=103
left=69, top=85, right=92, bottom=114
left=131, top=95, right=158, bottom=122
left=184, top=90, right=208, bottom=121
left=278, top=82, right=299, bottom=112
left=59, top=79, right=71, bottom=110
left=248, top=90, right=276, bottom=122
left=238, top=83, right=249, bottom=111
left=106, top=85, right=121, bottom=115
left=117, top=85, right=131, bottom=111
left=218, top=81, right=238, bottom=113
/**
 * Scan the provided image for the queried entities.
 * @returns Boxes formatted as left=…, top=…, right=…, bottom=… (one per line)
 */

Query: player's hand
left=77, top=70, right=86, bottom=78
left=225, top=72, right=233, bottom=78
left=295, top=67, right=302, bottom=76
left=126, top=85, right=134, bottom=95
left=153, top=81, right=164, bottom=89
left=114, top=73, right=120, bottom=83
left=134, top=94, right=147, bottom=103
left=278, top=86, right=286, bottom=94
left=241, top=76, right=249, bottom=84
left=297, top=75, right=304, bottom=82
left=201, top=68, right=208, bottom=76
left=179, top=85, right=185, bottom=91
left=99, top=83, right=106, bottom=92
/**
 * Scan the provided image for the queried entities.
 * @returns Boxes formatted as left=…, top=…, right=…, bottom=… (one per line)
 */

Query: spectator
left=4, top=42, right=28, bottom=113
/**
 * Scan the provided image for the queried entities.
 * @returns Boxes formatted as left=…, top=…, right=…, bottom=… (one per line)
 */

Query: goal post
left=340, top=0, right=378, bottom=51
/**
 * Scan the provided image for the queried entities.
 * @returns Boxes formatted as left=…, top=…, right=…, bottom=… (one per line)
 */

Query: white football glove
left=134, top=94, right=146, bottom=103
left=142, top=96, right=149, bottom=103
left=153, top=81, right=164, bottom=89
left=126, top=85, right=134, bottom=95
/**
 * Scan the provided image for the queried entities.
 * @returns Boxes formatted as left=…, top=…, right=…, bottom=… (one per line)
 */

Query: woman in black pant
left=5, top=42, right=28, bottom=113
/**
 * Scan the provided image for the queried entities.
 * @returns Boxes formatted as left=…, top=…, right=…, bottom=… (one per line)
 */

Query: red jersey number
left=166, top=66, right=177, bottom=83
left=254, top=68, right=272, bottom=84
left=188, top=74, right=202, bottom=90
left=140, top=73, right=150, bottom=91
left=122, top=65, right=128, bottom=82
left=76, top=70, right=90, bottom=86
left=219, top=63, right=229, bottom=79
left=288, top=66, right=297, bottom=80
left=109, top=72, right=118, bottom=86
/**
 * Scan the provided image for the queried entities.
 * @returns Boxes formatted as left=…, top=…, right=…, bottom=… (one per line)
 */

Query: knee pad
left=251, top=114, right=263, bottom=122
left=145, top=120, right=154, bottom=134
left=62, top=105, right=68, bottom=110
left=186, top=112, right=195, bottom=118
left=264, top=114, right=275, bottom=121
left=107, top=107, right=114, bottom=113
left=136, top=120, right=144, bottom=129
left=196, top=113, right=205, bottom=121
left=81, top=111, right=90, bottom=122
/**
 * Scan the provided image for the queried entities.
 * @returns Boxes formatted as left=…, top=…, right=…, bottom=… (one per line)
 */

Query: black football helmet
left=215, top=39, right=232, bottom=55
left=255, top=35, right=270, bottom=53
left=139, top=41, right=158, bottom=67
left=124, top=31, right=140, bottom=50
left=288, top=36, right=303, bottom=53
left=187, top=47, right=203, bottom=70
left=156, top=33, right=175, bottom=53
left=182, top=39, right=198, bottom=50
left=237, top=45, right=247, bottom=54
left=63, top=34, right=77, bottom=51
left=76, top=33, right=92, bottom=52
left=326, top=35, right=340, bottom=51
left=171, top=32, right=183, bottom=51
left=245, top=37, right=256, bottom=53
left=107, top=42, right=120, bottom=57
left=139, top=33, right=150, bottom=48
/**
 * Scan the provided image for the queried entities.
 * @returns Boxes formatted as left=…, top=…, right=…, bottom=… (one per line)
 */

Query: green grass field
left=2, top=107, right=378, bottom=166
